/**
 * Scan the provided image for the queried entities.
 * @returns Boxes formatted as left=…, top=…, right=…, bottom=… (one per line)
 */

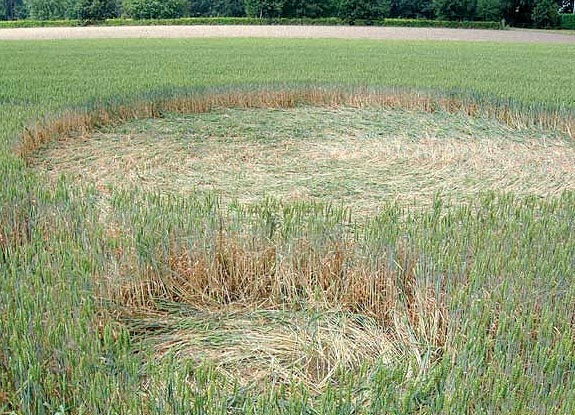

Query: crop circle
left=28, top=90, right=575, bottom=391
left=35, top=105, right=575, bottom=213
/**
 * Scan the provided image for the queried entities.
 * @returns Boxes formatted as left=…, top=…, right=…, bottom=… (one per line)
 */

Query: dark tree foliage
left=2, top=0, right=26, bottom=19
left=4, top=0, right=566, bottom=26
left=499, top=0, right=535, bottom=25
left=122, top=0, right=188, bottom=19
left=244, top=0, right=284, bottom=17
left=24, top=0, right=68, bottom=19
left=338, top=0, right=392, bottom=23
left=189, top=0, right=245, bottom=17
left=213, top=0, right=245, bottom=16
left=71, top=0, right=119, bottom=20
left=188, top=0, right=209, bottom=15
left=391, top=0, right=434, bottom=18
left=531, top=0, right=559, bottom=26
left=282, top=0, right=337, bottom=18
left=433, top=0, right=477, bottom=20
left=12, top=0, right=28, bottom=20
left=476, top=0, right=502, bottom=20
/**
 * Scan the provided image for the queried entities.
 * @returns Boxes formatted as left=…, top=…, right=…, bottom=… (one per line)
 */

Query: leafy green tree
left=122, top=0, right=188, bottom=19
left=433, top=0, right=476, bottom=20
left=531, top=0, right=559, bottom=26
left=190, top=0, right=246, bottom=16
left=6, top=0, right=27, bottom=19
left=65, top=0, right=119, bottom=20
left=214, top=0, right=246, bottom=16
left=24, top=0, right=68, bottom=19
left=338, top=0, right=391, bottom=23
left=476, top=0, right=502, bottom=20
left=80, top=0, right=119, bottom=20
left=188, top=0, right=209, bottom=15
left=391, top=0, right=434, bottom=17
left=282, top=0, right=337, bottom=17
left=244, top=0, right=284, bottom=17
left=500, top=0, right=535, bottom=25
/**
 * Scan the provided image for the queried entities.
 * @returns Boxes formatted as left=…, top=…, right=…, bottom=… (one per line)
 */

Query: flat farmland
left=1, top=33, right=575, bottom=414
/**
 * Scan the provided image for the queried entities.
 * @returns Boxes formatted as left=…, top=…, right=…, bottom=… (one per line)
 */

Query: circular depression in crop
left=30, top=102, right=575, bottom=391
left=35, top=106, right=575, bottom=212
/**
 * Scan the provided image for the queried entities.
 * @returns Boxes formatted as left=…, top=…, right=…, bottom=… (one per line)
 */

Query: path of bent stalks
left=0, top=25, right=574, bottom=43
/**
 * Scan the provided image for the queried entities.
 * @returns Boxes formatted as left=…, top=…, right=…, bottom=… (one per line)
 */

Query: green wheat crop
left=1, top=38, right=574, bottom=414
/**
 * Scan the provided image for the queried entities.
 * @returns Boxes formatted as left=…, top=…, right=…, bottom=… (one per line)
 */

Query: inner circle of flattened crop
left=35, top=106, right=575, bottom=212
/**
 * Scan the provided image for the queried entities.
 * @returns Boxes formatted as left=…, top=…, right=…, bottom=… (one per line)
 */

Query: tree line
left=0, top=0, right=573, bottom=27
